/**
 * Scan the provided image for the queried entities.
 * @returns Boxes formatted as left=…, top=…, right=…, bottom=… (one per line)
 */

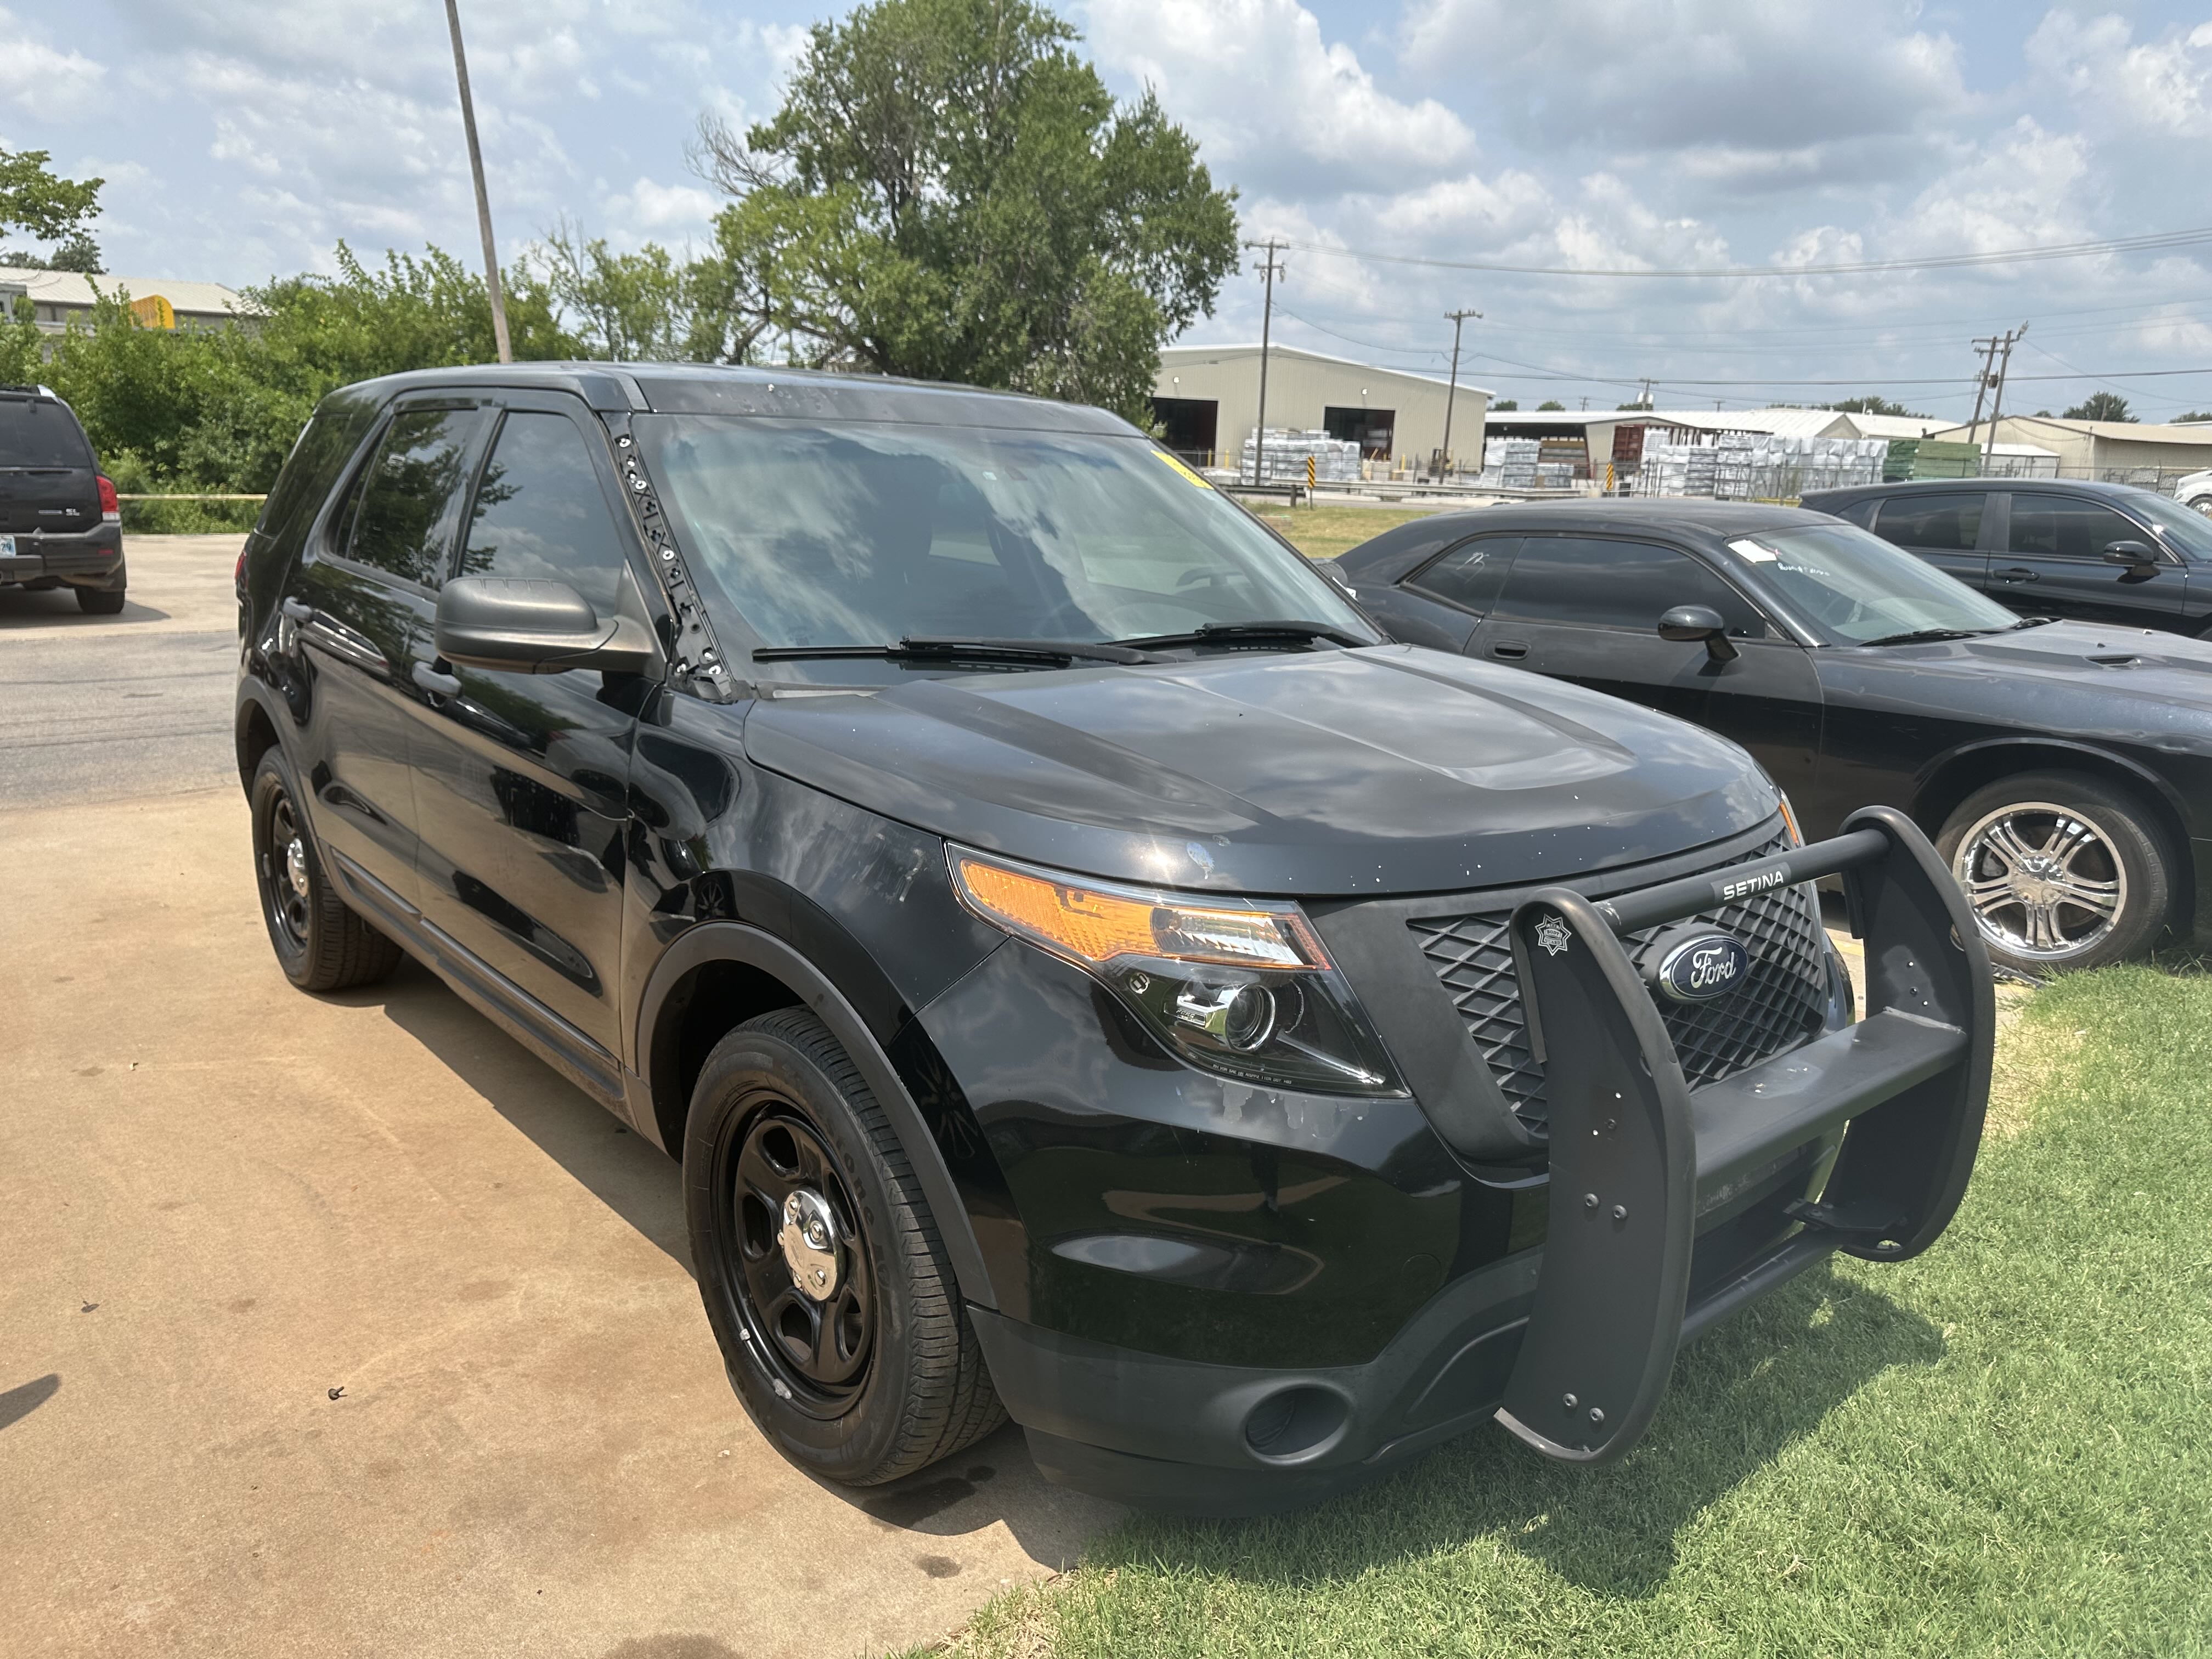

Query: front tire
left=249, top=748, right=402, bottom=991
left=685, top=1008, right=1002, bottom=1486
left=1937, top=770, right=2173, bottom=975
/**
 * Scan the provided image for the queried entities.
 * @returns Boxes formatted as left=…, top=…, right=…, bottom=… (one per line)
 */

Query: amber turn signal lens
left=950, top=851, right=1329, bottom=972
left=1778, top=793, right=1804, bottom=847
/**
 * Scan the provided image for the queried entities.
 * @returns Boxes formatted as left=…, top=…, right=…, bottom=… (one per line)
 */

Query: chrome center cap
left=2010, top=855, right=2065, bottom=907
left=284, top=837, right=311, bottom=899
left=778, top=1188, right=839, bottom=1301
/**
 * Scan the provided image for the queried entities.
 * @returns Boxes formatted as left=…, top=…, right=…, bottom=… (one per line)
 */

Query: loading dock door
left=1324, top=405, right=1395, bottom=459
left=1150, top=397, right=1220, bottom=466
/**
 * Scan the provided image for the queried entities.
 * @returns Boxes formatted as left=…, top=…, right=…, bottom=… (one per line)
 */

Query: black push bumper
left=984, top=806, right=1990, bottom=1508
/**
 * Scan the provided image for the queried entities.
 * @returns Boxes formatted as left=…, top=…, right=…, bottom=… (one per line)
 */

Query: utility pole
left=1440, top=306, right=1481, bottom=482
left=1243, top=239, right=1286, bottom=486
left=445, top=0, right=511, bottom=363
left=1967, top=334, right=2000, bottom=437
left=1980, top=322, right=2028, bottom=473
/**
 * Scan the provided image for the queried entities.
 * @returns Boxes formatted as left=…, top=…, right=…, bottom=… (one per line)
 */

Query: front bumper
left=0, top=526, right=125, bottom=589
left=954, top=808, right=1990, bottom=1509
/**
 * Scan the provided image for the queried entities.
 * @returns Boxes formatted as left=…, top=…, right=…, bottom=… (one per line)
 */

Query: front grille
left=1408, top=832, right=1830, bottom=1133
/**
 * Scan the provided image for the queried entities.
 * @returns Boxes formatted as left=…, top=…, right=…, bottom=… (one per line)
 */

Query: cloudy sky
left=10, top=1, right=2212, bottom=421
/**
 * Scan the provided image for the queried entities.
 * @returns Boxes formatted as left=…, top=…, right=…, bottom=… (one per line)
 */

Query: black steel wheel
left=249, top=748, right=402, bottom=992
left=684, top=1008, right=1003, bottom=1486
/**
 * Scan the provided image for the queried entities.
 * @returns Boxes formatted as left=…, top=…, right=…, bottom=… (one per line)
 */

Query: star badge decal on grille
left=1534, top=915, right=1571, bottom=957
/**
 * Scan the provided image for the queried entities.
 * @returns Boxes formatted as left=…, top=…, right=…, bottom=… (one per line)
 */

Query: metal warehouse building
left=1152, top=343, right=1491, bottom=473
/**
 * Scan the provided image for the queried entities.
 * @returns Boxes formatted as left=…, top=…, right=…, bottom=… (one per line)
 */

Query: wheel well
left=235, top=701, right=280, bottom=793
left=1914, top=741, right=2195, bottom=926
left=646, top=958, right=806, bottom=1155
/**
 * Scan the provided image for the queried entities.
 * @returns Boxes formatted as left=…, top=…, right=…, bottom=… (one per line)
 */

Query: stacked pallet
left=1239, top=429, right=1362, bottom=484
left=1481, top=437, right=1541, bottom=489
left=1884, top=438, right=1982, bottom=481
left=1636, top=435, right=1887, bottom=499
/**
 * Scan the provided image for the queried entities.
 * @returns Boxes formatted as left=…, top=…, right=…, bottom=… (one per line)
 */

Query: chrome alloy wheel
left=1952, top=800, right=2126, bottom=962
left=724, top=1108, right=872, bottom=1414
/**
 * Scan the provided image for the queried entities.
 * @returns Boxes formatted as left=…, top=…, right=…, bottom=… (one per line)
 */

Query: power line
left=1272, top=223, right=2212, bottom=280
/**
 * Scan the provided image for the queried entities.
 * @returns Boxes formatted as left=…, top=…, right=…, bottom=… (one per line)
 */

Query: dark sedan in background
left=1802, top=477, right=2212, bottom=640
left=1331, top=500, right=2212, bottom=976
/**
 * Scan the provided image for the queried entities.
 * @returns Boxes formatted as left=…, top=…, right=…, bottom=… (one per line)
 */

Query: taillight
left=97, top=475, right=121, bottom=523
left=234, top=546, right=249, bottom=593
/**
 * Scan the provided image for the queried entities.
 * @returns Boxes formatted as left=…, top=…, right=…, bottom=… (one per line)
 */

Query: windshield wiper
left=1110, top=619, right=1370, bottom=652
left=752, top=635, right=1159, bottom=667
left=1858, top=627, right=1999, bottom=647
left=2007, top=615, right=2059, bottom=630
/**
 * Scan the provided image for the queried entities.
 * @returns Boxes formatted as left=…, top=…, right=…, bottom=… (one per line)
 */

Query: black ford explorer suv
left=234, top=364, right=1991, bottom=1512
left=0, top=383, right=126, bottom=613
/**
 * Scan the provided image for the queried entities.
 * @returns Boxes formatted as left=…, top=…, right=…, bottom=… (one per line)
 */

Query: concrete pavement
left=1, top=539, right=1115, bottom=1658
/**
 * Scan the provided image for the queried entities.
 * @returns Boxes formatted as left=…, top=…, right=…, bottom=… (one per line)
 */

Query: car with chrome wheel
left=235, top=366, right=1990, bottom=1511
left=1332, top=499, right=2212, bottom=978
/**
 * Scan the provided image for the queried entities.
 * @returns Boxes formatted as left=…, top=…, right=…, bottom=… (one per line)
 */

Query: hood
left=1856, top=620, right=2212, bottom=727
left=741, top=645, right=1777, bottom=897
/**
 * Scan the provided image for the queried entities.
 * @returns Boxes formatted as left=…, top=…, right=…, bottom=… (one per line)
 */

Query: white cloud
left=606, top=175, right=720, bottom=234
left=0, top=11, right=106, bottom=121
left=1083, top=0, right=1476, bottom=194
left=2027, top=11, right=2212, bottom=139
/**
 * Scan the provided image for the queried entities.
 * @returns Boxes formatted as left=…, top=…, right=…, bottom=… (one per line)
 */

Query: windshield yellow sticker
left=1152, top=449, right=1214, bottom=489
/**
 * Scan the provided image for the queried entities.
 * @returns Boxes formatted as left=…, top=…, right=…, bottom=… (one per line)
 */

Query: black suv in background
left=1803, top=477, right=2212, bottom=638
left=234, top=363, right=1990, bottom=1511
left=0, top=385, right=126, bottom=613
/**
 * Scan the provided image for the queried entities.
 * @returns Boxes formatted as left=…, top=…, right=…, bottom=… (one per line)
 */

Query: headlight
left=949, top=847, right=1404, bottom=1097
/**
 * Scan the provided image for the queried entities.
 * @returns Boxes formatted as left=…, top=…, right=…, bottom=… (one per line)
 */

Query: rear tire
left=76, top=585, right=126, bottom=614
left=685, top=1008, right=1003, bottom=1487
left=249, top=748, right=402, bottom=991
left=1937, top=770, right=2173, bottom=975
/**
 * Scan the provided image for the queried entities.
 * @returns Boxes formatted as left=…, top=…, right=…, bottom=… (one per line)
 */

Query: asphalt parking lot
left=1, top=538, right=1114, bottom=1659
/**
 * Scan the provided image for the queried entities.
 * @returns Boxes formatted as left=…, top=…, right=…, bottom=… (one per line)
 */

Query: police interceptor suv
left=232, top=363, right=1991, bottom=1511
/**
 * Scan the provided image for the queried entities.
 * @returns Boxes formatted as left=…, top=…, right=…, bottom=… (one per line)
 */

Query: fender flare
left=635, top=920, right=996, bottom=1310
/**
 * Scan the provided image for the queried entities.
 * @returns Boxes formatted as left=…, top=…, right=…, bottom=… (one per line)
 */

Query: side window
left=345, top=408, right=486, bottom=586
left=1406, top=537, right=1517, bottom=614
left=458, top=411, right=632, bottom=621
left=1874, top=492, right=1984, bottom=552
left=1837, top=498, right=1880, bottom=530
left=2008, top=495, right=2151, bottom=561
left=1491, top=537, right=1767, bottom=636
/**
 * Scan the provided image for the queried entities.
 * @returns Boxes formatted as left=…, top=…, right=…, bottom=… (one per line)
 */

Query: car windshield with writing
left=1723, top=521, right=2021, bottom=645
left=631, top=416, right=1376, bottom=678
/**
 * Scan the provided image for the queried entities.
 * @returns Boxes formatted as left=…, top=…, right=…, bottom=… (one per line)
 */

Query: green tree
left=2063, top=392, right=2135, bottom=422
left=1537, top=399, right=1565, bottom=411
left=2171, top=410, right=2211, bottom=424
left=535, top=221, right=732, bottom=361
left=1, top=147, right=104, bottom=271
left=1491, top=398, right=1517, bottom=411
left=690, top=0, right=1239, bottom=420
left=1824, top=394, right=1928, bottom=418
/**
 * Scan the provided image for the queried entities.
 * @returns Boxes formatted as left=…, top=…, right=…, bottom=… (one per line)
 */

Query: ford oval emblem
left=1656, top=934, right=1749, bottom=1002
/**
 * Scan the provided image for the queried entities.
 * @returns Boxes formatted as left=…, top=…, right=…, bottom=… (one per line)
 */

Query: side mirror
left=1658, top=603, right=1739, bottom=662
left=434, top=576, right=657, bottom=675
left=2102, top=540, right=2159, bottom=573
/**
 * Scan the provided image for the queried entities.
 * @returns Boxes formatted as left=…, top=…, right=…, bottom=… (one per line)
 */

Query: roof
left=1158, top=342, right=1493, bottom=398
left=0, top=267, right=253, bottom=317
left=341, top=360, right=1142, bottom=435
left=1938, top=414, right=2212, bottom=448
left=1485, top=407, right=1853, bottom=439
left=1833, top=413, right=1956, bottom=440
left=1800, top=476, right=2168, bottom=504
left=1408, top=499, right=1824, bottom=538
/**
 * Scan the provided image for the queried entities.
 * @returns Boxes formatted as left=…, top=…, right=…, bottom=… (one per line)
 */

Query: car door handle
left=1490, top=640, right=1530, bottom=660
left=411, top=662, right=462, bottom=698
left=279, top=597, right=314, bottom=622
left=1993, top=567, right=2039, bottom=584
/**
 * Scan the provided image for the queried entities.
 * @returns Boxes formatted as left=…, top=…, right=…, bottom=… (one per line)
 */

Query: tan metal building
left=1936, top=414, right=2212, bottom=484
left=0, top=267, right=252, bottom=335
left=1152, top=343, right=1491, bottom=472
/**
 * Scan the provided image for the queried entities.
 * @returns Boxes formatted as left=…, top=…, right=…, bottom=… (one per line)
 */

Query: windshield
left=633, top=416, right=1372, bottom=659
left=1721, top=521, right=2020, bottom=645
left=2113, top=486, right=2212, bottom=561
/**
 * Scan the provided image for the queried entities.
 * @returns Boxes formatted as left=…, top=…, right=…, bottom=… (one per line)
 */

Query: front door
left=1869, top=490, right=1992, bottom=591
left=403, top=394, right=650, bottom=1065
left=1466, top=533, right=1823, bottom=807
left=1988, top=491, right=2188, bottom=629
left=285, top=400, right=490, bottom=905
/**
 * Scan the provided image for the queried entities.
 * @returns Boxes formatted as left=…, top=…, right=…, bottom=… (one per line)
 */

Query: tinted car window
left=345, top=408, right=484, bottom=586
left=2008, top=494, right=2149, bottom=561
left=1875, top=493, right=1983, bottom=551
left=2117, top=487, right=2212, bottom=560
left=458, top=413, right=629, bottom=620
left=0, top=397, right=94, bottom=467
left=1490, top=536, right=1766, bottom=635
left=1406, top=537, right=1516, bottom=613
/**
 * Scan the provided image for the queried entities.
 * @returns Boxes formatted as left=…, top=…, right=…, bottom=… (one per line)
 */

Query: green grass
left=938, top=968, right=2212, bottom=1658
left=1246, top=503, right=1445, bottom=561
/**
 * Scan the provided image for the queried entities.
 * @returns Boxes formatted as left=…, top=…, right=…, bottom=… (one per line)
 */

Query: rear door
left=284, top=397, right=490, bottom=906
left=1869, top=490, right=1992, bottom=590
left=402, top=393, right=649, bottom=1066
left=1467, top=533, right=1822, bottom=800
left=1988, top=491, right=2187, bottom=629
